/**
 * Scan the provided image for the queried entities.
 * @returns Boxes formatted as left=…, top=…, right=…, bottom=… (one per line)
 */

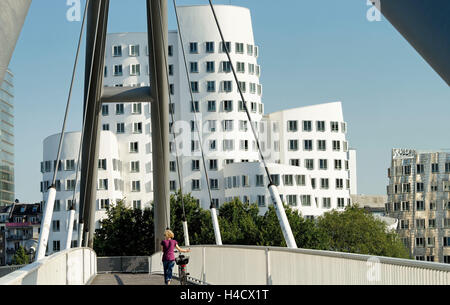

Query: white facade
left=41, top=5, right=357, bottom=254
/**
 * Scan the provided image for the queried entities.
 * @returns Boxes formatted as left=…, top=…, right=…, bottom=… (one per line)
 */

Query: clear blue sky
left=10, top=0, right=450, bottom=203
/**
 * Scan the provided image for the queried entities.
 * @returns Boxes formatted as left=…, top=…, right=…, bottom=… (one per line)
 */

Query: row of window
left=409, top=236, right=450, bottom=248
left=287, top=120, right=347, bottom=133
left=40, top=178, right=140, bottom=193
left=288, top=139, right=349, bottom=153
left=399, top=218, right=450, bottom=230
left=188, top=60, right=261, bottom=76
left=388, top=200, right=450, bottom=212
left=390, top=163, right=450, bottom=177
left=109, top=42, right=259, bottom=58
left=173, top=100, right=264, bottom=115
left=41, top=159, right=123, bottom=174
left=187, top=41, right=258, bottom=57
left=390, top=181, right=450, bottom=194
left=415, top=255, right=450, bottom=264
left=185, top=80, right=262, bottom=96
left=176, top=176, right=350, bottom=192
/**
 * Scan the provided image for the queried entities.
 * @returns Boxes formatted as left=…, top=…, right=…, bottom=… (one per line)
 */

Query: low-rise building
left=5, top=202, right=41, bottom=265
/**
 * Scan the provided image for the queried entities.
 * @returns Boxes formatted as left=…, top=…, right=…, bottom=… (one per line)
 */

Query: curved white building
left=41, top=131, right=123, bottom=252
left=41, top=5, right=357, bottom=254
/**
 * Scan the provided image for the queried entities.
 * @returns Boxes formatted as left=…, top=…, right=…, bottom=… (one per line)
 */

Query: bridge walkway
left=91, top=273, right=180, bottom=285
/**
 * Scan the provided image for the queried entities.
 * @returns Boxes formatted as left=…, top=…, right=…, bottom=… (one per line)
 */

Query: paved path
left=91, top=273, right=181, bottom=285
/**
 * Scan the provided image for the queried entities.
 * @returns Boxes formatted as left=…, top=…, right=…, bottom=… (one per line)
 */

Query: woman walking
left=161, top=229, right=190, bottom=285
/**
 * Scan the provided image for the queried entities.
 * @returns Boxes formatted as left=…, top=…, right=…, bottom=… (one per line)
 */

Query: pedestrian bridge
left=1, top=245, right=449, bottom=285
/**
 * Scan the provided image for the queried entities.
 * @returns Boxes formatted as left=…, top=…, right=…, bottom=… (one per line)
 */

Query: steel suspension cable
left=173, top=0, right=222, bottom=245
left=207, top=0, right=297, bottom=248
left=37, top=0, right=91, bottom=259
left=206, top=0, right=272, bottom=184
left=51, top=0, right=90, bottom=186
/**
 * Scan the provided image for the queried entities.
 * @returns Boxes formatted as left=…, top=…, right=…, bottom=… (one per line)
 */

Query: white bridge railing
left=0, top=248, right=96, bottom=285
left=149, top=245, right=450, bottom=285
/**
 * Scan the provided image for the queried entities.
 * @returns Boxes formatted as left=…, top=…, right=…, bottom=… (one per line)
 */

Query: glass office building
left=0, top=70, right=14, bottom=205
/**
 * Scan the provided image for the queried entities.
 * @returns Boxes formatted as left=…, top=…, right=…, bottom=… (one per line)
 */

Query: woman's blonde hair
left=164, top=230, right=175, bottom=239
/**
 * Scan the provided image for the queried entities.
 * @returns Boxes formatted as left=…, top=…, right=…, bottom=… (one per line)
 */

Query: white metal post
left=211, top=208, right=222, bottom=246
left=36, top=187, right=57, bottom=261
left=268, top=184, right=297, bottom=249
left=65, top=209, right=76, bottom=250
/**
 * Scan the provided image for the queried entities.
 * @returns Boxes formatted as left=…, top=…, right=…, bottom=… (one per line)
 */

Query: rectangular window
left=296, top=175, right=306, bottom=186
left=223, top=100, right=233, bottom=112
left=331, top=122, right=339, bottom=132
left=129, top=45, right=140, bottom=56
left=303, top=121, right=312, bottom=132
left=287, top=195, right=297, bottom=206
left=305, top=159, right=314, bottom=170
left=206, top=61, right=215, bottom=73
left=113, top=65, right=123, bottom=76
left=319, top=159, right=328, bottom=170
left=207, top=81, right=216, bottom=92
left=189, top=42, right=198, bottom=53
left=317, top=140, right=326, bottom=151
left=432, top=163, right=439, bottom=173
left=288, top=140, right=299, bottom=151
left=133, top=122, right=143, bottom=134
left=207, top=100, right=216, bottom=112
left=192, top=180, right=200, bottom=191
left=113, top=45, right=122, bottom=57
left=129, top=142, right=139, bottom=153
left=417, top=164, right=424, bottom=174
left=288, top=121, right=298, bottom=132
left=65, top=160, right=75, bottom=171
left=235, top=43, right=244, bottom=54
left=221, top=61, right=232, bottom=73
left=316, top=121, right=325, bottom=132
left=190, top=101, right=200, bottom=113
left=116, top=104, right=124, bottom=115
left=301, top=195, right=311, bottom=207
left=220, top=41, right=231, bottom=53
left=304, top=140, right=313, bottom=151
left=332, top=141, right=341, bottom=151
left=131, top=181, right=141, bottom=192
left=322, top=198, right=331, bottom=209
left=130, top=64, right=141, bottom=76
left=98, top=179, right=108, bottom=190
left=98, top=159, right=107, bottom=170
left=321, top=179, right=329, bottom=189
left=191, top=82, right=199, bottom=93
left=206, top=41, right=215, bottom=53
left=190, top=62, right=199, bottom=73
left=130, top=161, right=140, bottom=173
left=116, top=123, right=125, bottom=134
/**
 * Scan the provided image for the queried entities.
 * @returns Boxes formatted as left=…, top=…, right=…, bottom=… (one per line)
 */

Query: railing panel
left=0, top=248, right=96, bottom=285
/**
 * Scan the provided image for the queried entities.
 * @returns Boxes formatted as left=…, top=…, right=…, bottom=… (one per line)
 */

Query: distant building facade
left=386, top=149, right=450, bottom=264
left=0, top=70, right=14, bottom=206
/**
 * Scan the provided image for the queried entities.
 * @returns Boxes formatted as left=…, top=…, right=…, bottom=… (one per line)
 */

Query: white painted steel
left=268, top=185, right=297, bottom=249
left=36, top=187, right=57, bottom=261
left=0, top=248, right=96, bottom=285
left=148, top=245, right=450, bottom=285
left=182, top=221, right=190, bottom=247
left=65, top=209, right=76, bottom=250
left=210, top=208, right=222, bottom=246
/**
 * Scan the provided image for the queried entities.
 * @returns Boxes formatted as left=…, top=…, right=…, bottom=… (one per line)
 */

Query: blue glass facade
left=0, top=70, right=14, bottom=205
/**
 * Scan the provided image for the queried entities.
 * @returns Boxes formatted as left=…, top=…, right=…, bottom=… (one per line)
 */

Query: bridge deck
left=91, top=274, right=180, bottom=285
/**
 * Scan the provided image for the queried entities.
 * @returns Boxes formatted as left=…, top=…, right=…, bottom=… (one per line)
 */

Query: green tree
left=170, top=191, right=215, bottom=246
left=218, top=199, right=260, bottom=245
left=316, top=205, right=409, bottom=258
left=93, top=200, right=154, bottom=256
left=12, top=246, right=29, bottom=265
left=258, top=205, right=329, bottom=249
